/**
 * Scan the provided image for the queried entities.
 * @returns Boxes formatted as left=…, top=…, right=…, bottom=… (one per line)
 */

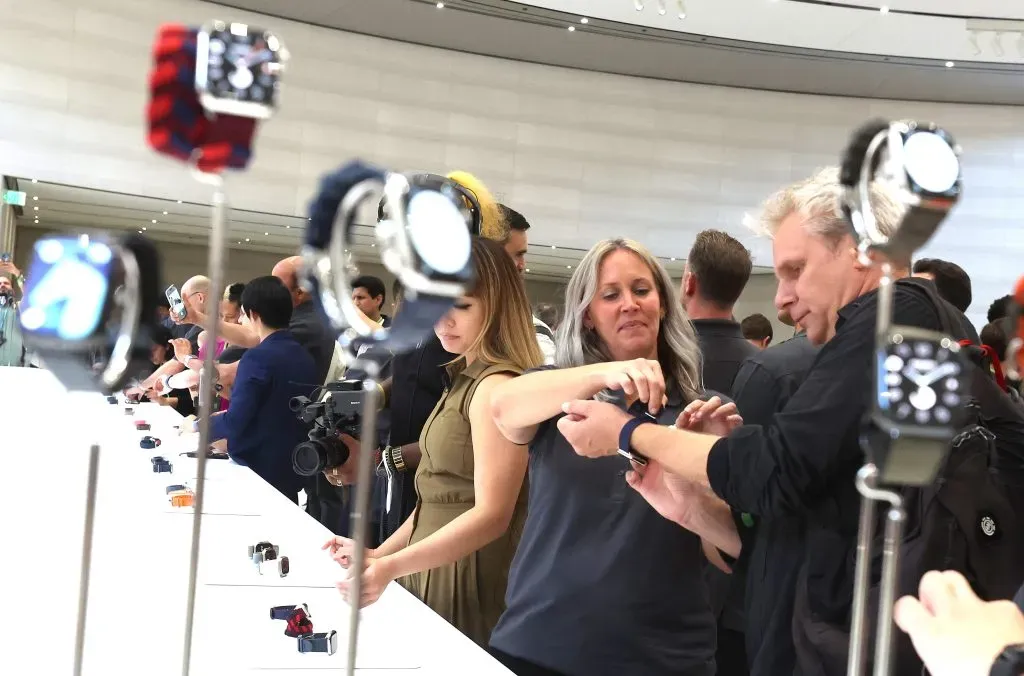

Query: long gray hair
left=554, top=238, right=702, bottom=401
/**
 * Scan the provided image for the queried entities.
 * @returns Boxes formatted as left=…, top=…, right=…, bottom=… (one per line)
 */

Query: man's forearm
left=632, top=424, right=718, bottom=487
left=194, top=311, right=259, bottom=348
left=683, top=491, right=742, bottom=558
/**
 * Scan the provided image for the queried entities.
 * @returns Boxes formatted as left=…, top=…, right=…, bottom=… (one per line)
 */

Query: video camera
left=289, top=380, right=366, bottom=477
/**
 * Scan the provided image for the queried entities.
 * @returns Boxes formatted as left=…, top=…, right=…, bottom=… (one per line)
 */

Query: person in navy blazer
left=210, top=276, right=320, bottom=502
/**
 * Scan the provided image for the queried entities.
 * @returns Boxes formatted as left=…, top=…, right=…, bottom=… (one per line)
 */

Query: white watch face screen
left=405, top=190, right=471, bottom=275
left=903, top=131, right=959, bottom=194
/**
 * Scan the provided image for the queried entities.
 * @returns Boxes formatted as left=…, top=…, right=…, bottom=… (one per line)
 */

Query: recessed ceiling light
left=436, top=1, right=444, bottom=7
left=566, top=265, right=572, bottom=269
left=551, top=245, right=557, bottom=249
left=142, top=227, right=147, bottom=231
left=138, top=229, right=142, bottom=233
left=670, top=257, right=677, bottom=261
left=286, top=225, right=291, bottom=229
left=580, top=17, right=588, bottom=23
left=945, top=60, right=955, bottom=67
left=245, top=238, right=250, bottom=242
left=32, top=196, right=38, bottom=201
left=879, top=5, right=889, bottom=13
left=33, top=206, right=38, bottom=210
left=568, top=25, right=575, bottom=31
left=31, top=178, right=38, bottom=183
left=162, top=211, right=168, bottom=215
left=264, top=232, right=269, bottom=235
left=525, top=268, right=530, bottom=272
left=176, top=200, right=182, bottom=204
left=34, top=219, right=39, bottom=224
left=151, top=219, right=157, bottom=223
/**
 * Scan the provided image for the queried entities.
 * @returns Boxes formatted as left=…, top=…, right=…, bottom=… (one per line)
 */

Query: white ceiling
left=521, top=0, right=1024, bottom=62
left=832, top=0, right=1024, bottom=19
left=210, top=0, right=1024, bottom=104
left=15, top=179, right=772, bottom=284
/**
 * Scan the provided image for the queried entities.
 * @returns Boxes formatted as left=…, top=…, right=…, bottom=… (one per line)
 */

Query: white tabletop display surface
left=0, top=366, right=513, bottom=676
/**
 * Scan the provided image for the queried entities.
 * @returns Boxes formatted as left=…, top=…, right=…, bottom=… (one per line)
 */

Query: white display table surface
left=1, top=366, right=512, bottom=676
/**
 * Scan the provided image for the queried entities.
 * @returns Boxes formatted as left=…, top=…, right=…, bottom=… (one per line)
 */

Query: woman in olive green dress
left=327, top=236, right=543, bottom=647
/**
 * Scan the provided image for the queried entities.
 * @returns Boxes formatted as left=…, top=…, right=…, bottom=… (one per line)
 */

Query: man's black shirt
left=692, top=319, right=759, bottom=396
left=289, top=300, right=336, bottom=385
left=706, top=280, right=944, bottom=676
left=726, top=332, right=820, bottom=676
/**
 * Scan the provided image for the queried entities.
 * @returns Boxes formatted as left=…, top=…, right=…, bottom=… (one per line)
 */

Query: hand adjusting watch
left=840, top=119, right=968, bottom=485
left=18, top=234, right=163, bottom=393
left=301, top=162, right=477, bottom=359
left=147, top=21, right=288, bottom=173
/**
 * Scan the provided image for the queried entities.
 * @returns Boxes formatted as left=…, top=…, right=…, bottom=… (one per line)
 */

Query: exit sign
left=2, top=190, right=26, bottom=206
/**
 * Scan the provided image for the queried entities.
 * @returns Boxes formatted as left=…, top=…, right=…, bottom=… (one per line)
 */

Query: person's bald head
left=182, top=275, right=210, bottom=296
left=272, top=256, right=307, bottom=307
left=180, top=275, right=210, bottom=315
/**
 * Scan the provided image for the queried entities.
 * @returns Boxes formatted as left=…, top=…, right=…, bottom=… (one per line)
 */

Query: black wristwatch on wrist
left=617, top=412, right=656, bottom=466
left=992, top=643, right=1024, bottom=676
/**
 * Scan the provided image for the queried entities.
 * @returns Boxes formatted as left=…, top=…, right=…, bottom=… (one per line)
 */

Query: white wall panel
left=0, top=0, right=1018, bottom=327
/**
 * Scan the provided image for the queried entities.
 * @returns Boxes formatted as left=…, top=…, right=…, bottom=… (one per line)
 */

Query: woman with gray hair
left=487, top=238, right=730, bottom=676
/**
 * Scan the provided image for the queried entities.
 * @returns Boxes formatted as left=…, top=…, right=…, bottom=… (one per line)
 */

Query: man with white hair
left=554, top=167, right=977, bottom=675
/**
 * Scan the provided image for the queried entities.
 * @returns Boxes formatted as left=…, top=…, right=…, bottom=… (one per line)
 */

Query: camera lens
left=291, top=437, right=349, bottom=477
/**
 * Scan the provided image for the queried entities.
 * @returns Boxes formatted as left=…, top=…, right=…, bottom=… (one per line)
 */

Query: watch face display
left=197, top=22, right=284, bottom=116
left=20, top=236, right=113, bottom=342
left=877, top=336, right=964, bottom=427
left=405, top=187, right=472, bottom=276
left=903, top=130, right=960, bottom=195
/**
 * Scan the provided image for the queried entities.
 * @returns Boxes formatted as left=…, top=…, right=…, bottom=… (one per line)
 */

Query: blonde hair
left=758, top=166, right=904, bottom=249
left=452, top=237, right=543, bottom=374
left=446, top=170, right=508, bottom=242
left=556, top=238, right=702, bottom=401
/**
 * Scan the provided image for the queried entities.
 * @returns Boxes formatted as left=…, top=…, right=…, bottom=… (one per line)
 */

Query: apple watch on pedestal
left=18, top=234, right=162, bottom=393
left=301, top=163, right=476, bottom=358
left=840, top=118, right=962, bottom=265
left=148, top=21, right=288, bottom=174
left=866, top=327, right=969, bottom=485
left=839, top=118, right=966, bottom=485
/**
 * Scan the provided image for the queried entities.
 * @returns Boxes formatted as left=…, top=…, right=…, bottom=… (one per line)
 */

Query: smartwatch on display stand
left=146, top=19, right=288, bottom=676
left=301, top=161, right=476, bottom=676
left=839, top=118, right=965, bottom=676
left=17, top=232, right=163, bottom=676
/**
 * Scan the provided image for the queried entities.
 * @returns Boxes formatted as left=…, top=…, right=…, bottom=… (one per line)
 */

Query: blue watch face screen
left=19, top=236, right=113, bottom=341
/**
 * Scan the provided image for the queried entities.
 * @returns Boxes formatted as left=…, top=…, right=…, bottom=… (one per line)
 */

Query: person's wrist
left=375, top=553, right=401, bottom=580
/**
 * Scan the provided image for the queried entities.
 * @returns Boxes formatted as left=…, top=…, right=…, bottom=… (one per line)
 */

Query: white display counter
left=0, top=366, right=512, bottom=676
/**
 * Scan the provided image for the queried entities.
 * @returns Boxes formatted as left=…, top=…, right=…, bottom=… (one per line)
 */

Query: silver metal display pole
left=345, top=360, right=381, bottom=676
left=71, top=442, right=101, bottom=676
left=181, top=174, right=228, bottom=676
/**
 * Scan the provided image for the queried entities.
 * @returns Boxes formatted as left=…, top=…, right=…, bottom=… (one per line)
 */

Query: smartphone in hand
left=165, top=284, right=187, bottom=321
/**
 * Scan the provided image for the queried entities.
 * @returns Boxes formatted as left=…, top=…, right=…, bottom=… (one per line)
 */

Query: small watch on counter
left=297, top=630, right=338, bottom=656
left=991, top=643, right=1024, bottom=676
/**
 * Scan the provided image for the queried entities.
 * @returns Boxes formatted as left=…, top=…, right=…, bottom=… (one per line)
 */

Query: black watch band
left=270, top=605, right=297, bottom=621
left=991, top=643, right=1024, bottom=676
left=617, top=412, right=657, bottom=466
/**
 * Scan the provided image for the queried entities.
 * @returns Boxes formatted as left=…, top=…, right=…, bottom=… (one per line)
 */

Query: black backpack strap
left=897, top=277, right=971, bottom=340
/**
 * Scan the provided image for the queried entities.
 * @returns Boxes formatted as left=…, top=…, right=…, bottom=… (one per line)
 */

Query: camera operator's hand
left=321, top=535, right=376, bottom=568
left=322, top=433, right=360, bottom=486
left=895, top=570, right=1024, bottom=676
